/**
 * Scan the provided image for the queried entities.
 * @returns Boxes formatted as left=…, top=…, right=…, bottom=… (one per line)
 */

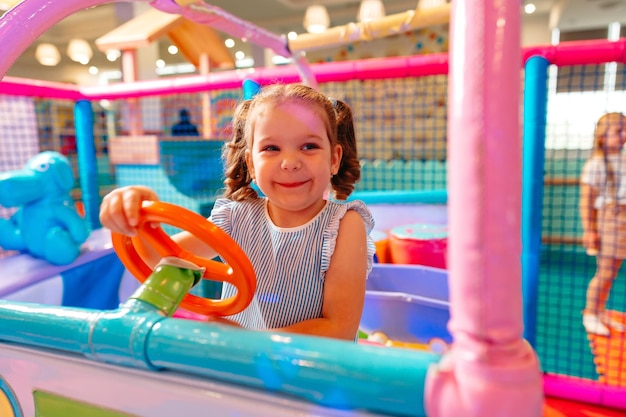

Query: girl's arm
left=100, top=185, right=219, bottom=268
left=580, top=182, right=599, bottom=251
left=276, top=210, right=368, bottom=341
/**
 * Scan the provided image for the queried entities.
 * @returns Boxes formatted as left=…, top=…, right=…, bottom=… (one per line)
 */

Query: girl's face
left=245, top=101, right=342, bottom=227
left=603, top=115, right=626, bottom=152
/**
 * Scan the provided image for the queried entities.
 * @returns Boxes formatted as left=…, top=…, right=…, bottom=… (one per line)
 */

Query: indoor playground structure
left=0, top=0, right=625, bottom=416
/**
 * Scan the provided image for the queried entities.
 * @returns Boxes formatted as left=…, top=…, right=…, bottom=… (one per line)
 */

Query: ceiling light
left=303, top=5, right=330, bottom=34
left=418, top=0, right=447, bottom=9
left=35, top=43, right=61, bottom=66
left=105, top=49, right=121, bottom=62
left=524, top=3, right=536, bottom=14
left=168, top=45, right=178, bottom=55
left=0, top=1, right=19, bottom=12
left=225, top=38, right=235, bottom=48
left=358, top=0, right=385, bottom=23
left=67, top=39, right=93, bottom=65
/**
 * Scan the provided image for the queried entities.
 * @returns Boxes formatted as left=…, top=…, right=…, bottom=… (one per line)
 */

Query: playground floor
left=586, top=310, right=626, bottom=387
left=537, top=247, right=626, bottom=383
left=536, top=247, right=626, bottom=416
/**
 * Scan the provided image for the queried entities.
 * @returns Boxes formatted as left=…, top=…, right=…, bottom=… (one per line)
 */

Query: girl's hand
left=582, top=230, right=599, bottom=253
left=99, top=185, right=159, bottom=236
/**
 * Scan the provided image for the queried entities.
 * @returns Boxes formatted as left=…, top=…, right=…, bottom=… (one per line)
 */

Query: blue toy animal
left=0, top=151, right=88, bottom=265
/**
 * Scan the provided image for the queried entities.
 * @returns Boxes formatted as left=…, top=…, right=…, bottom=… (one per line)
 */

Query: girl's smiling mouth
left=276, top=180, right=308, bottom=188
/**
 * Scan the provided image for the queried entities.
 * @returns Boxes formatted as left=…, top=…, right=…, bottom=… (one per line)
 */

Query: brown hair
left=222, top=83, right=361, bottom=201
left=589, top=112, right=626, bottom=193
left=591, top=112, right=626, bottom=157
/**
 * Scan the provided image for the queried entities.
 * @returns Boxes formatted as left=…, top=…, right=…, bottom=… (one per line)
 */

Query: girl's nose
left=281, top=153, right=301, bottom=171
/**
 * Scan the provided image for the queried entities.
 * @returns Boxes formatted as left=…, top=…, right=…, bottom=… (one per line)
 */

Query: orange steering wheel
left=111, top=201, right=256, bottom=317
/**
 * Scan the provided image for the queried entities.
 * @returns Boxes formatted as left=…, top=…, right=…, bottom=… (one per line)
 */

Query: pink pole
left=121, top=49, right=143, bottom=136
left=0, top=0, right=137, bottom=78
left=523, top=38, right=626, bottom=66
left=151, top=0, right=290, bottom=58
left=424, top=1, right=544, bottom=416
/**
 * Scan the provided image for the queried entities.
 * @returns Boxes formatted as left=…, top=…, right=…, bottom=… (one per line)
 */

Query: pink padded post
left=424, top=1, right=544, bottom=416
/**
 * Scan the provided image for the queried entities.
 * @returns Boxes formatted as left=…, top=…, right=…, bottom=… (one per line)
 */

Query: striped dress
left=210, top=197, right=375, bottom=330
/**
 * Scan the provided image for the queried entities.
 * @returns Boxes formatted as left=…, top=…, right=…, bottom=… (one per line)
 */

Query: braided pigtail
left=330, top=99, right=360, bottom=200
left=222, top=100, right=258, bottom=201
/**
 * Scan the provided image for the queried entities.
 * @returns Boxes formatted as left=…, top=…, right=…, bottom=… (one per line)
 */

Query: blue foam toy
left=0, top=151, right=88, bottom=265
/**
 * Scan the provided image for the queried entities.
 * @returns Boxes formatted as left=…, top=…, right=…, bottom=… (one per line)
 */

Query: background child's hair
left=222, top=83, right=361, bottom=201
left=592, top=112, right=625, bottom=156
left=589, top=112, right=626, bottom=193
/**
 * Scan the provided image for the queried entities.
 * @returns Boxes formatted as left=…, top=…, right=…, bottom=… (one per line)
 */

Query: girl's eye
left=261, top=145, right=279, bottom=152
left=302, top=143, right=320, bottom=150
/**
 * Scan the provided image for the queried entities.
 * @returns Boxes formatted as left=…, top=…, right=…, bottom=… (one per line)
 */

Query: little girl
left=580, top=112, right=626, bottom=335
left=99, top=83, right=375, bottom=341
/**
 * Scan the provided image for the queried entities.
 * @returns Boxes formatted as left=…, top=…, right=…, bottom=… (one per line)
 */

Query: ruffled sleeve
left=580, top=157, right=605, bottom=189
left=321, top=200, right=376, bottom=277
left=208, top=198, right=235, bottom=235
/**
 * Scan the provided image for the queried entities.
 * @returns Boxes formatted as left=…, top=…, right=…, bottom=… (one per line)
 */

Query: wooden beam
left=95, top=8, right=235, bottom=71
left=544, top=177, right=579, bottom=186
left=167, top=19, right=235, bottom=70
left=95, top=8, right=182, bottom=51
left=542, top=235, right=581, bottom=245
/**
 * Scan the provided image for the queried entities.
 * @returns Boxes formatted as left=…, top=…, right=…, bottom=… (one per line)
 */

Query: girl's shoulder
left=326, top=199, right=375, bottom=232
left=213, top=197, right=264, bottom=211
left=321, top=199, right=376, bottom=275
left=211, top=198, right=265, bottom=226
left=581, top=155, right=612, bottom=186
left=583, top=155, right=606, bottom=171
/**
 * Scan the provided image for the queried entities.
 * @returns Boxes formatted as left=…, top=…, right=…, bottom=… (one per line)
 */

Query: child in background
left=99, top=83, right=375, bottom=341
left=171, top=108, right=199, bottom=137
left=580, top=112, right=626, bottom=335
